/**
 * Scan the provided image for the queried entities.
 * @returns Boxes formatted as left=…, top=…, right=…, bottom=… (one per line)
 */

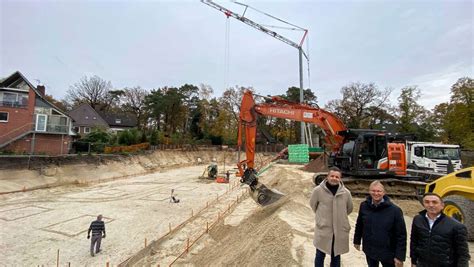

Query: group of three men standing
left=310, top=166, right=470, bottom=267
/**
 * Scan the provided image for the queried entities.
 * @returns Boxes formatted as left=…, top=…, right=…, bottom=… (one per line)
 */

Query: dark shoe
left=91, top=253, right=95, bottom=257
left=96, top=249, right=102, bottom=253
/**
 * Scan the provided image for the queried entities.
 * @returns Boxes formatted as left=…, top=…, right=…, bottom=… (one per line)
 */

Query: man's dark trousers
left=315, top=236, right=340, bottom=267
left=90, top=234, right=102, bottom=256
left=366, top=255, right=395, bottom=267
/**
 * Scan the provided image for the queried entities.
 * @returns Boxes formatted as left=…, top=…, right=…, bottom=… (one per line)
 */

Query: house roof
left=0, top=71, right=36, bottom=90
left=96, top=110, right=137, bottom=128
left=68, top=103, right=109, bottom=127
left=0, top=71, right=70, bottom=117
left=68, top=102, right=137, bottom=128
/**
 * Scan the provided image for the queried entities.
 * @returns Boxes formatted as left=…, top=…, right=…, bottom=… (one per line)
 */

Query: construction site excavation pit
left=0, top=150, right=473, bottom=266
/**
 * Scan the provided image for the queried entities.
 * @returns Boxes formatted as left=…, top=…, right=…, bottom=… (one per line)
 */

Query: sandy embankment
left=0, top=150, right=251, bottom=193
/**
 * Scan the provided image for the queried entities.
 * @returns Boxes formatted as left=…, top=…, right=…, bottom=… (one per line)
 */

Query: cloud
left=407, top=64, right=472, bottom=109
left=400, top=8, right=416, bottom=19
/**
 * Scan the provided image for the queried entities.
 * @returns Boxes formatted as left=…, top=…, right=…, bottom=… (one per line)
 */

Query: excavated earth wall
left=0, top=149, right=257, bottom=194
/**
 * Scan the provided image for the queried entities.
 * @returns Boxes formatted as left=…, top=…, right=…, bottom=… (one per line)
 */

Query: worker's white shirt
left=425, top=213, right=441, bottom=229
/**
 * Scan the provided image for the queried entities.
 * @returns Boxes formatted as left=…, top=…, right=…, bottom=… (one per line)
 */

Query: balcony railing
left=34, top=114, right=70, bottom=134
left=0, top=100, right=28, bottom=108
left=44, top=124, right=69, bottom=134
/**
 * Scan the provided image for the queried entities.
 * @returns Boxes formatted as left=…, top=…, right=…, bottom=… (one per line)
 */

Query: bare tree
left=397, top=86, right=427, bottom=133
left=220, top=85, right=254, bottom=122
left=66, top=75, right=113, bottom=109
left=122, top=86, right=149, bottom=129
left=198, top=84, right=214, bottom=99
left=325, top=82, right=392, bottom=128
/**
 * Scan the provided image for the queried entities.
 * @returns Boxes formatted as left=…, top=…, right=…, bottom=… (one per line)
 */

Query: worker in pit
left=87, top=214, right=106, bottom=257
left=309, top=166, right=353, bottom=267
left=170, top=189, right=180, bottom=203
left=353, top=180, right=406, bottom=267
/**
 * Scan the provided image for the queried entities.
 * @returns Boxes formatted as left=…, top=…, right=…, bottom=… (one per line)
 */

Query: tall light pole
left=201, top=0, right=309, bottom=144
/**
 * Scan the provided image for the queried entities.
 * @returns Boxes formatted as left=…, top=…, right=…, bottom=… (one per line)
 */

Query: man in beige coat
left=310, top=166, right=353, bottom=267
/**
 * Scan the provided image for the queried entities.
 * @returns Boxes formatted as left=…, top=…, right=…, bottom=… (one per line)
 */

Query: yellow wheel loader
left=425, top=167, right=474, bottom=240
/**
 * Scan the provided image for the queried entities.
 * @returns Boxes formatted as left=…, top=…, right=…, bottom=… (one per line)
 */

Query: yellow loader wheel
left=443, top=195, right=474, bottom=241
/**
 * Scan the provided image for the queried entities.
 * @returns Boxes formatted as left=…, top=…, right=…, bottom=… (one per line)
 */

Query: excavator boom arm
left=238, top=90, right=347, bottom=176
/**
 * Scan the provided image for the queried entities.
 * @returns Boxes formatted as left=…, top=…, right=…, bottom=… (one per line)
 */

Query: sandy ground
left=0, top=164, right=244, bottom=266
left=179, top=164, right=474, bottom=267
left=0, top=158, right=473, bottom=266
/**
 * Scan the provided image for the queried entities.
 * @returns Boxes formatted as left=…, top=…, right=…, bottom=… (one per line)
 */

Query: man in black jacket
left=354, top=180, right=406, bottom=267
left=410, top=193, right=470, bottom=267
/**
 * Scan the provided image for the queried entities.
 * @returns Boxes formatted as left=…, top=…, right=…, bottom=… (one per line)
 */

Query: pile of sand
left=182, top=165, right=316, bottom=266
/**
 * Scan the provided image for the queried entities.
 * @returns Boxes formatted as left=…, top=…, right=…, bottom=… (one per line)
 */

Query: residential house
left=68, top=103, right=137, bottom=136
left=0, top=71, right=74, bottom=155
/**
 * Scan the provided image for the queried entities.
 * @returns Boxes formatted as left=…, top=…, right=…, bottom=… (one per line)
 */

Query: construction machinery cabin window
left=360, top=135, right=387, bottom=169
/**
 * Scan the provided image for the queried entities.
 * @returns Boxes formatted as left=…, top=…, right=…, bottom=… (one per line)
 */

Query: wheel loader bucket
left=250, top=183, right=285, bottom=206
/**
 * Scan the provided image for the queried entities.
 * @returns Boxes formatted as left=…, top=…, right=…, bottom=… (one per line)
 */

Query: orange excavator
left=237, top=90, right=407, bottom=205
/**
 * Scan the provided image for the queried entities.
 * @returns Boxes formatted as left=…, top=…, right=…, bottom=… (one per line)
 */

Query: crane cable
left=224, top=16, right=231, bottom=91
left=306, top=33, right=311, bottom=95
left=232, top=1, right=306, bottom=31
left=232, top=1, right=310, bottom=91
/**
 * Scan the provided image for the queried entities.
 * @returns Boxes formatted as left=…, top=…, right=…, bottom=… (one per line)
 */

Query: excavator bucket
left=240, top=168, right=285, bottom=206
left=250, top=182, right=285, bottom=206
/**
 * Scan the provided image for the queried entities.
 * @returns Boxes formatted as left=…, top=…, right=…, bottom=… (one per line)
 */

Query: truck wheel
left=443, top=195, right=474, bottom=241
left=408, top=163, right=419, bottom=170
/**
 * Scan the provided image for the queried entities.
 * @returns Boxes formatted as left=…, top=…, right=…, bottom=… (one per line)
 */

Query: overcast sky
left=1, top=0, right=472, bottom=109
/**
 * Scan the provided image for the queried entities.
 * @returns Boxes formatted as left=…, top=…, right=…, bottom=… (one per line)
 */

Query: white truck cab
left=406, top=141, right=462, bottom=173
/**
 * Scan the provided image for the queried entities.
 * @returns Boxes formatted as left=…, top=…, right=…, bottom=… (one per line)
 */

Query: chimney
left=36, top=85, right=45, bottom=96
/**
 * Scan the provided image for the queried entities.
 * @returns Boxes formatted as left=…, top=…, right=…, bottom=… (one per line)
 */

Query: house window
left=0, top=92, right=28, bottom=107
left=115, top=119, right=121, bottom=124
left=93, top=117, right=97, bottom=120
left=59, top=117, right=67, bottom=126
left=84, top=127, right=91, bottom=134
left=3, top=92, right=17, bottom=105
left=85, top=116, right=89, bottom=120
left=19, top=94, right=28, bottom=106
left=36, top=114, right=47, bottom=131
left=0, top=112, right=8, bottom=122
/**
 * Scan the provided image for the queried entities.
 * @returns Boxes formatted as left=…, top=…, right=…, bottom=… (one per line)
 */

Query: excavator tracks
left=312, top=172, right=427, bottom=199
left=342, top=178, right=426, bottom=199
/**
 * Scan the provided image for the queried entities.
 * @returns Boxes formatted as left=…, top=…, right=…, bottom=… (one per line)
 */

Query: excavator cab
left=333, top=129, right=406, bottom=176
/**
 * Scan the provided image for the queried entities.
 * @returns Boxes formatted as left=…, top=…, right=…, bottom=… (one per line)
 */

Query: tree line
left=50, top=75, right=473, bottom=149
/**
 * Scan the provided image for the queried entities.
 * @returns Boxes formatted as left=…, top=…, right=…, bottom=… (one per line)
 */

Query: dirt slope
left=0, top=150, right=268, bottom=194
left=180, top=165, right=316, bottom=266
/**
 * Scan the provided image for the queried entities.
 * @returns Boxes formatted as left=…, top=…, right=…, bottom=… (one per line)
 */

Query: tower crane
left=201, top=0, right=310, bottom=144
